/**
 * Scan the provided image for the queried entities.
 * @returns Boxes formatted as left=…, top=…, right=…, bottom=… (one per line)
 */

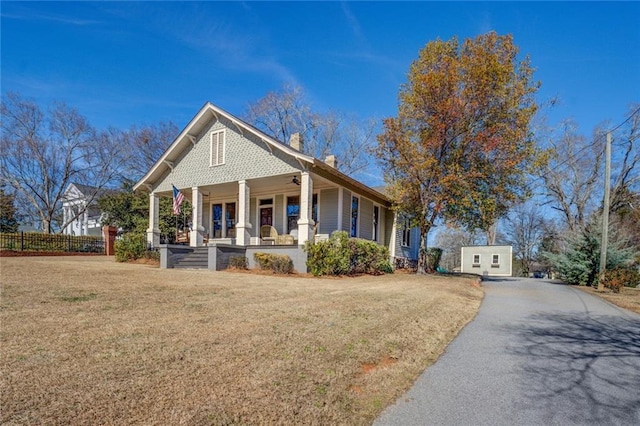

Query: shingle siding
left=154, top=117, right=300, bottom=193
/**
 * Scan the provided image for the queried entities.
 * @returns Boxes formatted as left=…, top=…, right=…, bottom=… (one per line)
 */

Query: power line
left=606, top=105, right=640, bottom=134
left=537, top=106, right=640, bottom=176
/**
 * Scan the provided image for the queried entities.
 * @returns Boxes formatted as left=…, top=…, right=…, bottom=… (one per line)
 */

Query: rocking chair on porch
left=260, top=225, right=278, bottom=245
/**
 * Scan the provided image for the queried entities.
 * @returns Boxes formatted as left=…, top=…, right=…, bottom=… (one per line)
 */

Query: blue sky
left=2, top=1, right=639, bottom=142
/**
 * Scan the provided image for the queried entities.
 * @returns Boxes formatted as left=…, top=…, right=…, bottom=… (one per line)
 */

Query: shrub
left=253, top=252, right=294, bottom=274
left=542, top=218, right=636, bottom=286
left=229, top=255, right=248, bottom=270
left=305, top=231, right=392, bottom=276
left=600, top=268, right=640, bottom=292
left=144, top=249, right=160, bottom=262
left=114, top=233, right=147, bottom=262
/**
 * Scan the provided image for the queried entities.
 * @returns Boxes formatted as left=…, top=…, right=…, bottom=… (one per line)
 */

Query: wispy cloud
left=1, top=12, right=101, bottom=26
left=139, top=3, right=298, bottom=85
left=341, top=2, right=364, bottom=41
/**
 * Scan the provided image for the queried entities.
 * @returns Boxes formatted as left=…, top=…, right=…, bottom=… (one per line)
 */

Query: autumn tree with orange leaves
left=376, top=32, right=539, bottom=273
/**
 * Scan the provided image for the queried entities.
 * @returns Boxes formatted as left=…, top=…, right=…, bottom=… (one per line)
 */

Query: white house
left=133, top=102, right=420, bottom=271
left=460, top=245, right=513, bottom=277
left=61, top=183, right=106, bottom=236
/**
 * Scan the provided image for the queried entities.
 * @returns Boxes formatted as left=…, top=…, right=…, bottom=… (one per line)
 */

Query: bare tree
left=434, top=227, right=480, bottom=271
left=537, top=120, right=604, bottom=232
left=244, top=83, right=315, bottom=145
left=0, top=93, right=124, bottom=233
left=121, top=121, right=179, bottom=180
left=610, top=104, right=640, bottom=214
left=504, top=202, right=547, bottom=276
left=244, top=84, right=376, bottom=176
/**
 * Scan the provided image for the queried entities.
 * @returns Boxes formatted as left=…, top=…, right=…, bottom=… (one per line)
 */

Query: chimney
left=289, top=133, right=303, bottom=152
left=324, top=154, right=338, bottom=169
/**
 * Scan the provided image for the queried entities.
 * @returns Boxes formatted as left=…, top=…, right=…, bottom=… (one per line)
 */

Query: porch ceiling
left=161, top=173, right=338, bottom=204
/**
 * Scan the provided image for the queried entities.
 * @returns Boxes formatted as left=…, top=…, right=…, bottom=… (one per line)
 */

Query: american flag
left=172, top=185, right=185, bottom=215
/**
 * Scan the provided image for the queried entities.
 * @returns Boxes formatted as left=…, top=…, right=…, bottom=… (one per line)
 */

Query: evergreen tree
left=0, top=187, right=19, bottom=233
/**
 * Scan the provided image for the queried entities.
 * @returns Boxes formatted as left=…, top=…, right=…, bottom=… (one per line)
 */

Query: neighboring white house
left=460, top=245, right=513, bottom=277
left=61, top=183, right=105, bottom=236
left=133, top=102, right=419, bottom=270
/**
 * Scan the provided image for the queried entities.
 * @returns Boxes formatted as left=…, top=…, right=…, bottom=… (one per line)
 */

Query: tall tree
left=0, top=93, right=124, bottom=233
left=610, top=104, right=640, bottom=214
left=376, top=32, right=539, bottom=273
left=537, top=120, right=604, bottom=232
left=121, top=121, right=179, bottom=181
left=245, top=84, right=376, bottom=176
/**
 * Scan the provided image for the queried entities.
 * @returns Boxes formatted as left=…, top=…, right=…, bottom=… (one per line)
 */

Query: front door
left=212, top=204, right=223, bottom=238
left=261, top=207, right=273, bottom=226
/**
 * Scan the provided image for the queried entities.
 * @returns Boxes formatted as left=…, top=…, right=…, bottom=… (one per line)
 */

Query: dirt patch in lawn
left=575, top=285, right=640, bottom=315
left=1, top=256, right=483, bottom=425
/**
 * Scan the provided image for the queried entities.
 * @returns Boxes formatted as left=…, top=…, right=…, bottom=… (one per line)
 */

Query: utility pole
left=597, top=132, right=611, bottom=291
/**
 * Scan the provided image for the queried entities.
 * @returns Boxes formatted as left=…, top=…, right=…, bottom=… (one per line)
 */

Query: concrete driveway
left=375, top=277, right=640, bottom=426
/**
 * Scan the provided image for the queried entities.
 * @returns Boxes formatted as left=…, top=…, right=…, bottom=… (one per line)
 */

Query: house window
left=373, top=206, right=380, bottom=242
left=473, top=254, right=481, bottom=265
left=210, top=130, right=225, bottom=166
left=492, top=254, right=500, bottom=268
left=287, top=196, right=300, bottom=233
left=351, top=196, right=359, bottom=237
left=225, top=202, right=236, bottom=238
left=401, top=219, right=411, bottom=247
left=312, top=194, right=318, bottom=223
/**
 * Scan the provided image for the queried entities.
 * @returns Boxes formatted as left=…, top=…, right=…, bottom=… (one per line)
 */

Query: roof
left=64, top=183, right=114, bottom=201
left=133, top=102, right=390, bottom=206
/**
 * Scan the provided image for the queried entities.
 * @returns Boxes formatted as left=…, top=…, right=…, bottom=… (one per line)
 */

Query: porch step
left=173, top=247, right=208, bottom=269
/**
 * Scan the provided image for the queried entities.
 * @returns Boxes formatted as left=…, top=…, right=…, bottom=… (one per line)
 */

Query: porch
left=159, top=243, right=308, bottom=272
left=146, top=172, right=326, bottom=250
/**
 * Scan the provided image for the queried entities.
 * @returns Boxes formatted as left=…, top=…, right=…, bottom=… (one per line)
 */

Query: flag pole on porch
left=172, top=184, right=185, bottom=242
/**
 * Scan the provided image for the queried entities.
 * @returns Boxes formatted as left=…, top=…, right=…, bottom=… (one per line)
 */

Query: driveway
left=375, top=277, right=640, bottom=425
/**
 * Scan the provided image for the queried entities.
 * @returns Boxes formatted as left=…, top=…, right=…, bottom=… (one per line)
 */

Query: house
left=133, top=102, right=419, bottom=271
left=61, top=183, right=106, bottom=236
left=460, top=245, right=512, bottom=277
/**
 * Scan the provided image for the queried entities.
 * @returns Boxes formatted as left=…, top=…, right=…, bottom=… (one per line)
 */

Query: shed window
left=210, top=130, right=226, bottom=166
left=473, top=254, right=481, bottom=265
left=492, top=254, right=500, bottom=267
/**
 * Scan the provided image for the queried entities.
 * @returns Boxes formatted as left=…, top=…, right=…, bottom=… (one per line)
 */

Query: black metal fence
left=0, top=232, right=105, bottom=253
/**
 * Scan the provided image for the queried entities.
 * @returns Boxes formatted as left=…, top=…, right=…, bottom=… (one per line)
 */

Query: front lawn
left=1, top=257, right=482, bottom=425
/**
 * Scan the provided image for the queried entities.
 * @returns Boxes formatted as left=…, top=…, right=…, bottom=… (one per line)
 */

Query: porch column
left=190, top=187, right=204, bottom=246
left=146, top=193, right=160, bottom=247
left=83, top=206, right=89, bottom=236
left=389, top=212, right=398, bottom=259
left=62, top=206, right=68, bottom=234
left=297, top=171, right=314, bottom=246
left=236, top=180, right=251, bottom=246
